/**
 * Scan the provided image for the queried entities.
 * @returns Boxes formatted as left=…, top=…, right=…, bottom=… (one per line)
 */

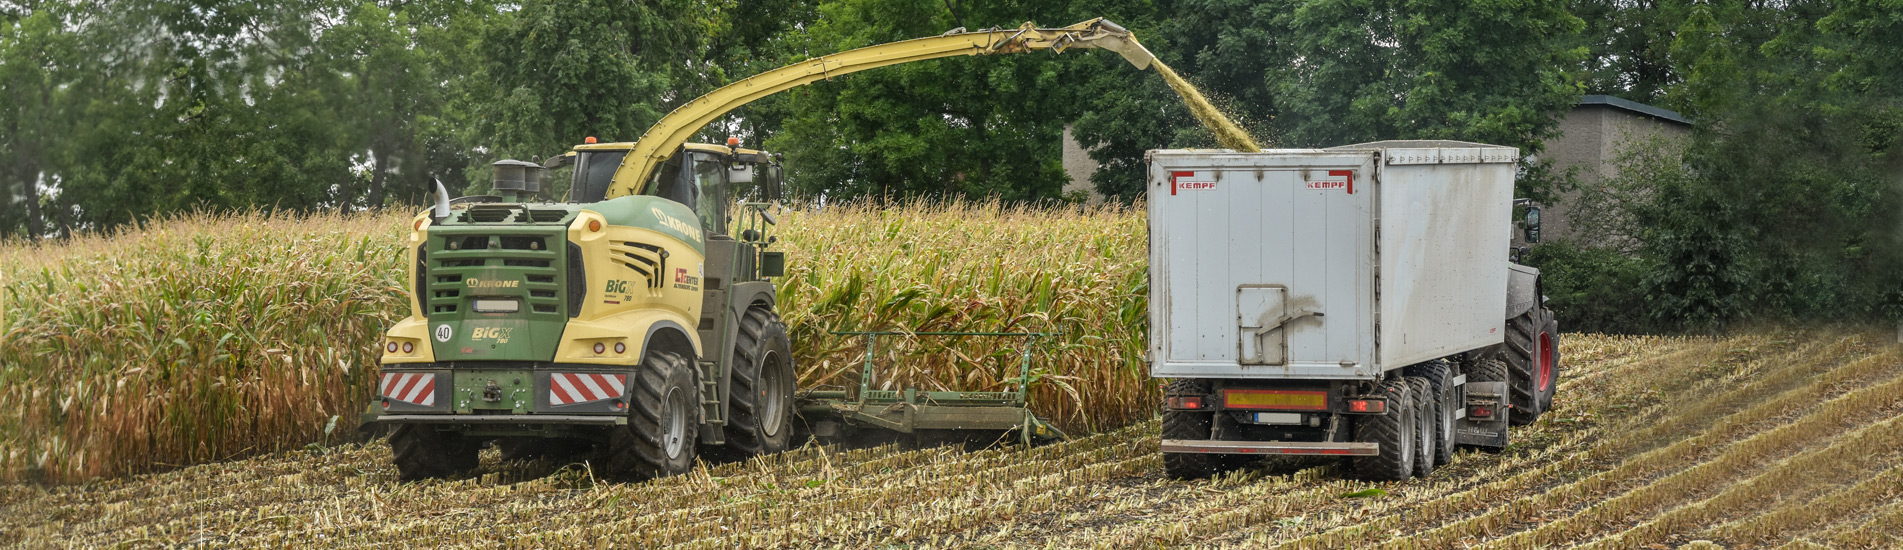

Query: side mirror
left=1523, top=206, right=1542, bottom=244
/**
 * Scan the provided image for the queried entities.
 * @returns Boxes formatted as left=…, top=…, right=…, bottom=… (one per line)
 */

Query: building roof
left=1580, top=94, right=1690, bottom=125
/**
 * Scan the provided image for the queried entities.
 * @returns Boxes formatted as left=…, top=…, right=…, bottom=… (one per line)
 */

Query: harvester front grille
left=424, top=230, right=567, bottom=318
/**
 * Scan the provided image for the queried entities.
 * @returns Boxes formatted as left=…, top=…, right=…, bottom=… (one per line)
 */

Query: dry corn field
left=2, top=330, right=1899, bottom=548
left=0, top=203, right=1147, bottom=482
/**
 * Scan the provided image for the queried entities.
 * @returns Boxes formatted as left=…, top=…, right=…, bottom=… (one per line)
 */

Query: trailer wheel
left=389, top=424, right=480, bottom=481
left=603, top=350, right=700, bottom=480
left=1537, top=313, right=1561, bottom=414
left=1404, top=361, right=1456, bottom=466
left=1404, top=377, right=1436, bottom=477
left=1161, top=379, right=1224, bottom=479
left=717, top=307, right=796, bottom=460
left=1501, top=308, right=1550, bottom=425
left=1352, top=379, right=1415, bottom=481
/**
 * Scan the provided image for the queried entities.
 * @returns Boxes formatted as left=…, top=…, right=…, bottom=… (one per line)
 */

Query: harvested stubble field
left=4, top=329, right=1902, bottom=548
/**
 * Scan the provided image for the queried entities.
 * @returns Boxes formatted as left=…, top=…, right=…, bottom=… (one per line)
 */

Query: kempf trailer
left=1147, top=141, right=1560, bottom=480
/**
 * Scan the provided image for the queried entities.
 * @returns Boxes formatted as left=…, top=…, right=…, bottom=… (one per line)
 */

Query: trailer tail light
left=386, top=342, right=399, bottom=353
left=401, top=342, right=414, bottom=354
left=1166, top=396, right=1205, bottom=410
left=1223, top=389, right=1328, bottom=411
left=1469, top=405, right=1495, bottom=419
left=593, top=342, right=607, bottom=355
left=1347, top=399, right=1386, bottom=413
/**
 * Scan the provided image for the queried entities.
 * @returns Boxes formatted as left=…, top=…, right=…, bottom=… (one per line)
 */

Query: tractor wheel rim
left=664, top=386, right=687, bottom=458
left=1538, top=332, right=1554, bottom=392
left=761, top=350, right=788, bottom=437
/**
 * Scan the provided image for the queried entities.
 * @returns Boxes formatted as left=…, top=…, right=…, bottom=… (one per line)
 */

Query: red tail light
left=1348, top=399, right=1386, bottom=413
left=1166, top=396, right=1205, bottom=410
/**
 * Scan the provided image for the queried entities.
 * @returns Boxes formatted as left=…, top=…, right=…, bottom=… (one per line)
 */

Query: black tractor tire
left=601, top=350, right=700, bottom=480
left=1161, top=379, right=1225, bottom=479
left=389, top=424, right=480, bottom=481
left=716, top=307, right=797, bottom=460
left=1405, top=377, right=1436, bottom=478
left=1404, top=360, right=1456, bottom=466
left=1500, top=307, right=1553, bottom=425
left=1538, top=315, right=1561, bottom=414
left=1352, top=379, right=1416, bottom=481
left=1470, top=357, right=1509, bottom=383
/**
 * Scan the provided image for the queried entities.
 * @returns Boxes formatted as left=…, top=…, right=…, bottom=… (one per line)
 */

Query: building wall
left=1061, top=125, right=1104, bottom=204
left=1541, top=104, right=1690, bottom=244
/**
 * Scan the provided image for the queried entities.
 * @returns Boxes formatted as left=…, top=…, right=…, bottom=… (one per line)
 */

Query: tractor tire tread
left=603, top=350, right=698, bottom=480
left=717, top=307, right=796, bottom=460
left=1352, top=379, right=1415, bottom=481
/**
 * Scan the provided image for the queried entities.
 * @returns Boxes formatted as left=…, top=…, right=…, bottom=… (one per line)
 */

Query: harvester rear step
left=1161, top=440, right=1378, bottom=456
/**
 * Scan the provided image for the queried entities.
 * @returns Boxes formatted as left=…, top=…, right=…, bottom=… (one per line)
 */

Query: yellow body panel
left=382, top=213, right=436, bottom=364
left=557, top=210, right=706, bottom=364
left=380, top=316, right=437, bottom=363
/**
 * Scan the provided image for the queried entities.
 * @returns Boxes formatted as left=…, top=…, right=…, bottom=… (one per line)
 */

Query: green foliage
left=1523, top=241, right=1650, bottom=334
left=765, top=0, right=1083, bottom=201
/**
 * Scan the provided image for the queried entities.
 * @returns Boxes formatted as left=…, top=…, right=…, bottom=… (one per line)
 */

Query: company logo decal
left=650, top=207, right=704, bottom=243
left=1306, top=170, right=1356, bottom=193
left=673, top=267, right=700, bottom=291
left=1169, top=171, right=1216, bottom=195
left=465, top=278, right=520, bottom=289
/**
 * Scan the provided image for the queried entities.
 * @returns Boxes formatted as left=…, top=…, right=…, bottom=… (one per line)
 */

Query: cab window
left=690, top=153, right=728, bottom=235
left=642, top=152, right=729, bottom=236
left=572, top=150, right=628, bottom=203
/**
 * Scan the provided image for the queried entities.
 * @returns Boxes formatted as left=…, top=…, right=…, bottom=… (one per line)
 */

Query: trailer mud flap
left=1456, top=380, right=1509, bottom=448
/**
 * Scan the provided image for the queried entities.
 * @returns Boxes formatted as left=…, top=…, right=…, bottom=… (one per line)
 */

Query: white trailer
left=1146, top=140, right=1561, bottom=480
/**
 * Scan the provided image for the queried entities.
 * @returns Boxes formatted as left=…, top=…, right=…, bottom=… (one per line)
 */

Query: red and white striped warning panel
left=380, top=372, right=437, bottom=406
left=550, top=373, right=628, bottom=405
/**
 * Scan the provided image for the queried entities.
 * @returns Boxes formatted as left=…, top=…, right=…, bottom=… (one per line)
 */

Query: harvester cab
left=368, top=18, right=1148, bottom=481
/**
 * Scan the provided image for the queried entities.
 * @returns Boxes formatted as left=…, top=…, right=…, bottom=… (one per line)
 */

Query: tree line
left=2, top=0, right=1898, bottom=331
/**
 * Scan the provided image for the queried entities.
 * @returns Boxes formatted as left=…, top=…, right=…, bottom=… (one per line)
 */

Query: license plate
left=473, top=299, right=519, bottom=313
left=1254, top=412, right=1304, bottom=425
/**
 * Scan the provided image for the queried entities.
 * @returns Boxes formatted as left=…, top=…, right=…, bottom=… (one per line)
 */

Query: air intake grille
left=424, top=229, right=566, bottom=319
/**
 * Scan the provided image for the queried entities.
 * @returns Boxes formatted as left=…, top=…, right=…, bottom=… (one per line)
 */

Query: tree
left=765, top=0, right=1090, bottom=201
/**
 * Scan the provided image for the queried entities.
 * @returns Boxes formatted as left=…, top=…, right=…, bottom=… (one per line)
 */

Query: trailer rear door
left=1148, top=151, right=1378, bottom=380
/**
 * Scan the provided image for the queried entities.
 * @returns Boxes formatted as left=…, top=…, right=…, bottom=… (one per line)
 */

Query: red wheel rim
left=1537, top=331, right=1554, bottom=392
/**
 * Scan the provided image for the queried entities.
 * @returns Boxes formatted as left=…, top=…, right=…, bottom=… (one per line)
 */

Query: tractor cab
left=566, top=139, right=782, bottom=237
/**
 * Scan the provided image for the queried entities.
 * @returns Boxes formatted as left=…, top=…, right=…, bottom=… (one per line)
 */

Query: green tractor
left=367, top=19, right=1154, bottom=481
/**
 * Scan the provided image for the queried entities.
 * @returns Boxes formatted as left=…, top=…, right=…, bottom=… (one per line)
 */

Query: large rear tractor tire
left=1404, top=360, right=1456, bottom=466
left=1352, top=379, right=1416, bottom=481
left=1405, top=377, right=1436, bottom=478
left=1501, top=307, right=1554, bottom=425
left=1537, top=315, right=1561, bottom=414
left=716, top=307, right=797, bottom=460
left=602, top=350, right=700, bottom=480
left=390, top=424, right=480, bottom=482
left=1162, top=379, right=1225, bottom=479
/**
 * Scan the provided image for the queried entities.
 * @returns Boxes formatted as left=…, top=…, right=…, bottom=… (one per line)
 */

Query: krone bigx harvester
left=368, top=20, right=1155, bottom=481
